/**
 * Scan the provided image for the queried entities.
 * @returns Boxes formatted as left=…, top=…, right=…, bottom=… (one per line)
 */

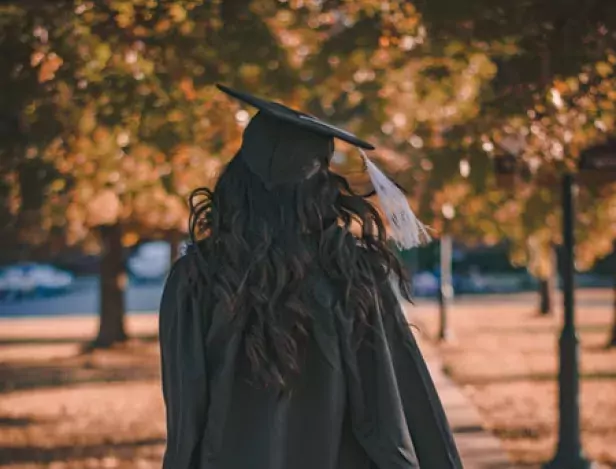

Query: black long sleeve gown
left=159, top=253, right=463, bottom=469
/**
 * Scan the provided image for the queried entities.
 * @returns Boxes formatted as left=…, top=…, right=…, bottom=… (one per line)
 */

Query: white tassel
left=360, top=149, right=431, bottom=249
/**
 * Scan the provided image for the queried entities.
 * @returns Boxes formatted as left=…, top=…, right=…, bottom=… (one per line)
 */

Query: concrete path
left=406, top=303, right=517, bottom=469
left=426, top=354, right=517, bottom=468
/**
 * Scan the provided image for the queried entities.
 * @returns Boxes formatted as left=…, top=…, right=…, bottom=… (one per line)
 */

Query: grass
left=0, top=317, right=164, bottom=468
left=411, top=289, right=616, bottom=468
left=1, top=293, right=614, bottom=468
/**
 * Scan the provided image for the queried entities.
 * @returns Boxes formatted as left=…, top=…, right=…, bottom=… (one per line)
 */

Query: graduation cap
left=216, top=84, right=431, bottom=249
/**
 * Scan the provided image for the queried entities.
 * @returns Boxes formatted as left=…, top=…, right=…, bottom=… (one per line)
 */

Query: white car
left=413, top=271, right=440, bottom=297
left=0, top=263, right=74, bottom=300
left=128, top=241, right=173, bottom=282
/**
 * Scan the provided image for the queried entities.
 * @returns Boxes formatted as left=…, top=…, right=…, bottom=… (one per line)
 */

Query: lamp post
left=543, top=172, right=592, bottom=469
left=543, top=140, right=616, bottom=468
left=492, top=144, right=612, bottom=469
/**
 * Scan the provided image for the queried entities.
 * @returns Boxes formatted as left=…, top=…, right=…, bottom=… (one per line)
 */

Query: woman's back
left=160, top=249, right=462, bottom=469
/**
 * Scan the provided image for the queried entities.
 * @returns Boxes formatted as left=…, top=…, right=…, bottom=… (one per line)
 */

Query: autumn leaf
left=38, top=52, right=63, bottom=83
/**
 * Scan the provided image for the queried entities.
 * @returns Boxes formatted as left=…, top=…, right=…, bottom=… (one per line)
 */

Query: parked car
left=455, top=270, right=532, bottom=294
left=412, top=271, right=440, bottom=297
left=128, top=241, right=172, bottom=282
left=0, top=263, right=74, bottom=301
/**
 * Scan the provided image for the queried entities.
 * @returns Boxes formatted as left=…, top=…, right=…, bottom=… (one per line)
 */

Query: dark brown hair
left=188, top=154, right=411, bottom=388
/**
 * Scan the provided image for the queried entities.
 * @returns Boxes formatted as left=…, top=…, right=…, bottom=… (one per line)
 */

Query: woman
left=159, top=85, right=463, bottom=469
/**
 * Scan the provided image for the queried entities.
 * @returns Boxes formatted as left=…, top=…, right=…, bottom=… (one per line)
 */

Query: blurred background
left=0, top=0, right=615, bottom=468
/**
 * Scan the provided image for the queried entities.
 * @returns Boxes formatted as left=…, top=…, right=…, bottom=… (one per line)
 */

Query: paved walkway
left=425, top=354, right=516, bottom=469
left=406, top=304, right=516, bottom=469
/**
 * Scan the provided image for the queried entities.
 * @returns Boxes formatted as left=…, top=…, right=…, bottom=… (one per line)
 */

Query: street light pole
left=544, top=173, right=593, bottom=469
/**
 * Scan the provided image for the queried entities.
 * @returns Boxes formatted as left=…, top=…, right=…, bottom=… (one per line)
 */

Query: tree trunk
left=537, top=245, right=557, bottom=315
left=438, top=234, right=453, bottom=341
left=94, top=224, right=127, bottom=347
left=608, top=242, right=616, bottom=348
left=538, top=278, right=553, bottom=315
left=168, top=230, right=182, bottom=267
left=609, top=281, right=616, bottom=348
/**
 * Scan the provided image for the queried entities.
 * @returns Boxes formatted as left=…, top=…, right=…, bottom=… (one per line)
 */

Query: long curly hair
left=188, top=153, right=411, bottom=389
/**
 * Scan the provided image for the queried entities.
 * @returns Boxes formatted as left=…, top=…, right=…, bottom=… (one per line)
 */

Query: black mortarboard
left=217, top=84, right=374, bottom=187
left=217, top=84, right=374, bottom=150
left=216, top=84, right=431, bottom=249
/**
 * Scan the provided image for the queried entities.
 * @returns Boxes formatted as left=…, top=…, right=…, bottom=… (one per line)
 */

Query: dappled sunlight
left=410, top=292, right=616, bottom=466
left=1, top=0, right=616, bottom=467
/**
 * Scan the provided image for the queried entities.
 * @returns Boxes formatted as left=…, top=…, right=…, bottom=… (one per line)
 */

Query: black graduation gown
left=159, top=254, right=463, bottom=469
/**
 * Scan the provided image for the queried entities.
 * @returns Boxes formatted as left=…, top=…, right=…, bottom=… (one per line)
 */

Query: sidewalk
left=426, top=354, right=516, bottom=469
left=406, top=306, right=516, bottom=469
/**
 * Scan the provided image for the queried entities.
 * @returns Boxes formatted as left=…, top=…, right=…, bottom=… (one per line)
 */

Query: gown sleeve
left=336, top=273, right=463, bottom=469
left=159, top=255, right=208, bottom=469
left=381, top=283, right=464, bottom=469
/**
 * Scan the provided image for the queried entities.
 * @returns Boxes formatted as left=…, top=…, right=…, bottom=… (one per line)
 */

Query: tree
left=610, top=240, right=616, bottom=347
left=8, top=0, right=614, bottom=347
left=410, top=1, right=616, bottom=300
left=2, top=0, right=494, bottom=345
left=0, top=1, right=285, bottom=345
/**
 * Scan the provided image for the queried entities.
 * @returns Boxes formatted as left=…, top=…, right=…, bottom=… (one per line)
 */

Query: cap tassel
left=360, top=149, right=431, bottom=249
